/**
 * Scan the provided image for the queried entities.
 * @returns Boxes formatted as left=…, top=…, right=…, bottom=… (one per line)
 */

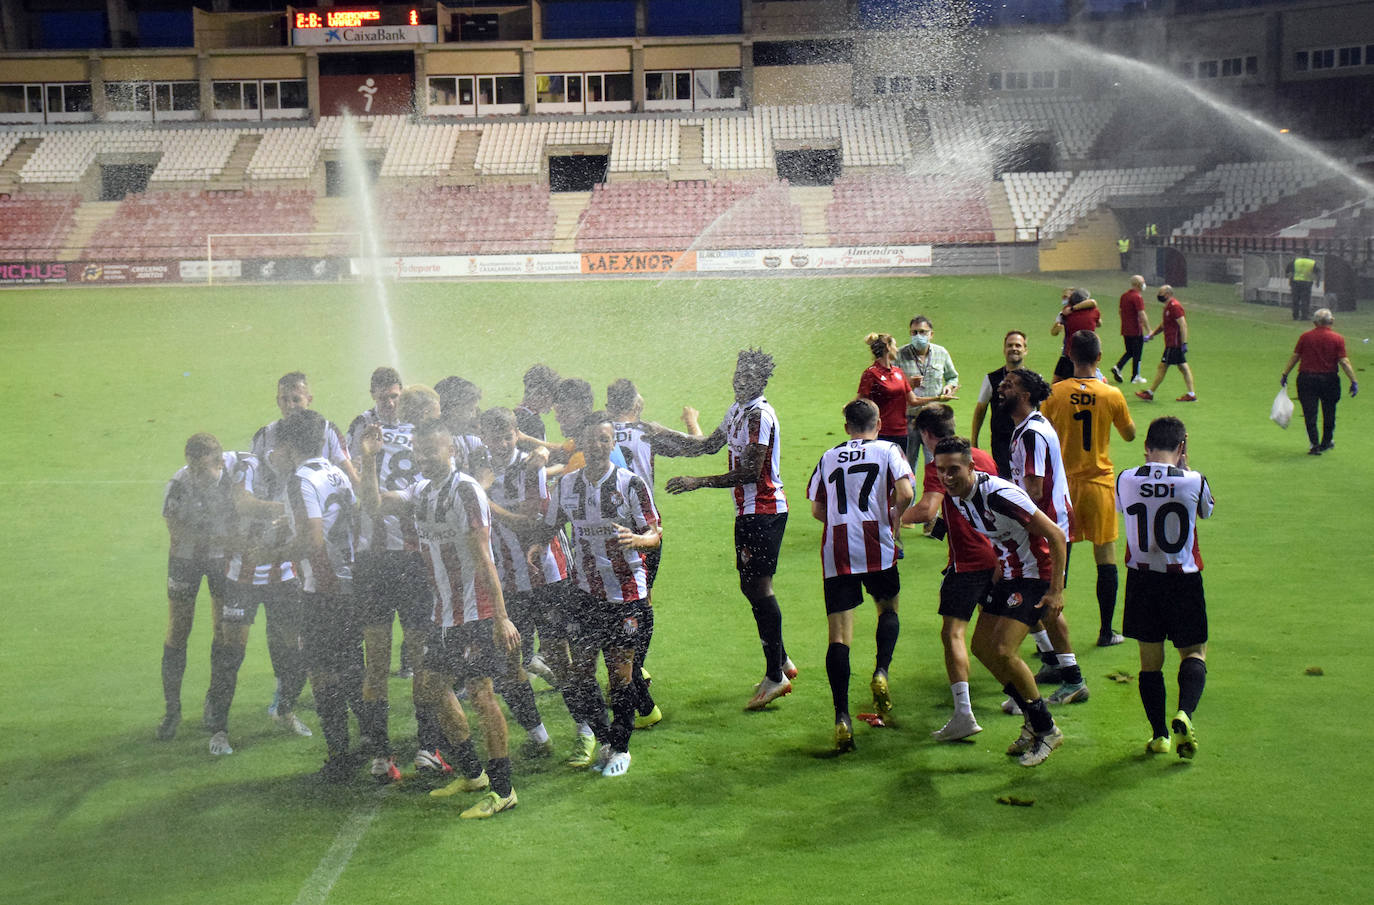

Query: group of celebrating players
left=159, top=298, right=1215, bottom=818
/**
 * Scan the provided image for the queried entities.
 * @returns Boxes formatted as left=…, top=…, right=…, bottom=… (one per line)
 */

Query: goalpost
left=204, top=232, right=363, bottom=285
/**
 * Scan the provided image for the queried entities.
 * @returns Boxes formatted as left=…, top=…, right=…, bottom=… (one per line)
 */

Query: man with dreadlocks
left=666, top=348, right=797, bottom=711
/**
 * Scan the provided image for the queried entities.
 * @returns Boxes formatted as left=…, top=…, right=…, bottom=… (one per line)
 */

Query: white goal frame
left=204, top=232, right=363, bottom=285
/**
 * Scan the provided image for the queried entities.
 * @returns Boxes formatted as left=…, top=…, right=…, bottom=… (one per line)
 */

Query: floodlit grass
left=1, top=272, right=1370, bottom=905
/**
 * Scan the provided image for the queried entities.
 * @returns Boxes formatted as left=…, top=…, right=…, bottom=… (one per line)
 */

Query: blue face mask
left=911, top=334, right=930, bottom=351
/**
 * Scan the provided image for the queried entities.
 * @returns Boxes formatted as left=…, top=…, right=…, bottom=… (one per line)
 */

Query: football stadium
left=1, top=2, right=1370, bottom=904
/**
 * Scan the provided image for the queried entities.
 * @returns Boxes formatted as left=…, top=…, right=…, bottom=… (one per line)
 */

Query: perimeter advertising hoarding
left=70, top=262, right=178, bottom=283
left=353, top=254, right=583, bottom=278
left=0, top=262, right=67, bottom=284
left=696, top=246, right=933, bottom=272
left=580, top=251, right=694, bottom=274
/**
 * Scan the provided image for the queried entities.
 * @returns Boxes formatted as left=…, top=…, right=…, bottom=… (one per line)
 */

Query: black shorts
left=938, top=567, right=995, bottom=622
left=353, top=550, right=433, bottom=631
left=643, top=542, right=662, bottom=590
left=735, top=512, right=787, bottom=581
left=822, top=566, right=900, bottom=614
left=167, top=555, right=228, bottom=606
left=1123, top=569, right=1208, bottom=648
left=301, top=591, right=362, bottom=675
left=426, top=619, right=511, bottom=684
left=598, top=598, right=653, bottom=654
left=983, top=577, right=1050, bottom=627
left=1053, top=355, right=1074, bottom=381
left=220, top=579, right=299, bottom=626
left=1162, top=345, right=1188, bottom=366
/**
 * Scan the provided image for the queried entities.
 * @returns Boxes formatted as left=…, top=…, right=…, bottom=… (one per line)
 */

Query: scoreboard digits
left=292, top=8, right=421, bottom=29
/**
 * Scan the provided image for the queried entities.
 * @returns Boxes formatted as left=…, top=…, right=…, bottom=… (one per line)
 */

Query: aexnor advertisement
left=319, top=74, right=414, bottom=117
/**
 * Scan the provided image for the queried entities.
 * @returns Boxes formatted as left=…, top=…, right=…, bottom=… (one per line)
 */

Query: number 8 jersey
left=806, top=438, right=913, bottom=578
left=1116, top=463, right=1214, bottom=573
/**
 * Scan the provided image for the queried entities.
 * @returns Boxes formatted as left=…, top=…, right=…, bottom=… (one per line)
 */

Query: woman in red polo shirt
left=1280, top=308, right=1359, bottom=455
left=859, top=333, right=921, bottom=446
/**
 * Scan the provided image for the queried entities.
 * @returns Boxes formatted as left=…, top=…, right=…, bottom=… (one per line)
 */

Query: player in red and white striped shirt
left=523, top=412, right=661, bottom=778
left=902, top=403, right=999, bottom=742
left=1002, top=368, right=1089, bottom=707
left=806, top=398, right=913, bottom=751
left=666, top=348, right=796, bottom=711
left=934, top=436, right=1068, bottom=767
left=357, top=419, right=523, bottom=818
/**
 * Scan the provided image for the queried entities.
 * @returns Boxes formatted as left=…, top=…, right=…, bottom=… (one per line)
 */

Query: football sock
left=451, top=737, right=483, bottom=780
left=748, top=593, right=785, bottom=682
left=567, top=677, right=610, bottom=740
left=487, top=756, right=513, bottom=798
left=874, top=609, right=900, bottom=674
left=415, top=706, right=445, bottom=754
left=632, top=607, right=656, bottom=715
left=608, top=680, right=635, bottom=753
left=161, top=643, right=187, bottom=712
left=497, top=676, right=543, bottom=731
left=527, top=723, right=550, bottom=745
left=1096, top=563, right=1119, bottom=634
left=314, top=679, right=350, bottom=759
left=1024, top=696, right=1055, bottom=734
left=357, top=699, right=390, bottom=756
left=206, top=639, right=246, bottom=733
left=1002, top=682, right=1029, bottom=712
left=1139, top=669, right=1168, bottom=738
left=1178, top=657, right=1207, bottom=716
left=1057, top=652, right=1083, bottom=686
left=826, top=642, right=850, bottom=722
left=951, top=681, right=972, bottom=715
left=1031, top=630, right=1056, bottom=661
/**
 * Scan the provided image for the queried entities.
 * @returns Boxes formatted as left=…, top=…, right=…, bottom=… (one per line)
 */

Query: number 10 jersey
left=1116, top=463, right=1214, bottom=573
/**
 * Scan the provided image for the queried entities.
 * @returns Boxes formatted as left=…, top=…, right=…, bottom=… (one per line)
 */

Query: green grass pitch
left=1, top=272, right=1370, bottom=905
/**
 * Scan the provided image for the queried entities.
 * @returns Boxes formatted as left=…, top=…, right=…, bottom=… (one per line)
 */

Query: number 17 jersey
left=1116, top=463, right=1214, bottom=573
left=806, top=438, right=913, bottom=578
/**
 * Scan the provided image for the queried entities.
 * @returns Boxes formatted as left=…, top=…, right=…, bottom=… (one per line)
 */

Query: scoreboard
left=291, top=8, right=423, bottom=29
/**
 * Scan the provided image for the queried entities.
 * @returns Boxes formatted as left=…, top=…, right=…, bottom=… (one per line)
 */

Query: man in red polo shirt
left=1280, top=308, right=1359, bottom=455
left=1136, top=285, right=1196, bottom=403
left=1111, top=275, right=1151, bottom=385
left=1051, top=288, right=1101, bottom=381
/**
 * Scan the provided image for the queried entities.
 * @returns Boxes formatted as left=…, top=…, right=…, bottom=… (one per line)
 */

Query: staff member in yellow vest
left=1117, top=236, right=1131, bottom=271
left=1285, top=249, right=1320, bottom=321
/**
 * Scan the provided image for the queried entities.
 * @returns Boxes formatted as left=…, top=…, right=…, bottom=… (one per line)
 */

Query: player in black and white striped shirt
left=1116, top=416, right=1215, bottom=759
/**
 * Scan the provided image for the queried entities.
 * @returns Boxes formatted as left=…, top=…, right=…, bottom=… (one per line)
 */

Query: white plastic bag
left=1270, top=389, right=1294, bottom=429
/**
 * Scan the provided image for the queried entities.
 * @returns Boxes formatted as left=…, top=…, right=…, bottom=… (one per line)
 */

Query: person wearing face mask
left=1135, top=285, right=1197, bottom=403
left=895, top=316, right=959, bottom=469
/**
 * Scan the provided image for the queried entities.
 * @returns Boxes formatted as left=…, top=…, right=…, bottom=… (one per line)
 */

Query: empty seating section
left=828, top=174, right=994, bottom=245
left=379, top=121, right=472, bottom=178
left=575, top=179, right=802, bottom=251
left=1174, top=161, right=1330, bottom=236
left=926, top=96, right=1115, bottom=168
left=16, top=128, right=246, bottom=182
left=0, top=195, right=80, bottom=255
left=85, top=189, right=316, bottom=260
left=1001, top=171, right=1072, bottom=239
left=1040, top=166, right=1192, bottom=238
left=370, top=184, right=555, bottom=254
left=692, top=103, right=912, bottom=170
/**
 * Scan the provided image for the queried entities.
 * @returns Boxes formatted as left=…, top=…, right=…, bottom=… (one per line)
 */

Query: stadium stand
left=1174, top=160, right=1330, bottom=237
left=0, top=194, right=81, bottom=257
left=83, top=188, right=316, bottom=260
left=369, top=183, right=556, bottom=254
left=574, top=178, right=802, bottom=250
left=1040, top=165, right=1192, bottom=238
left=827, top=173, right=994, bottom=245
left=926, top=96, right=1116, bottom=169
left=1001, top=170, right=1072, bottom=240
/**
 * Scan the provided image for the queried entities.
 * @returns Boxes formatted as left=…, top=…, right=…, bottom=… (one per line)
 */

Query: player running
left=806, top=398, right=913, bottom=751
left=1042, top=331, right=1136, bottom=647
left=1117, top=417, right=1214, bottom=759
left=932, top=436, right=1068, bottom=767
left=665, top=348, right=797, bottom=710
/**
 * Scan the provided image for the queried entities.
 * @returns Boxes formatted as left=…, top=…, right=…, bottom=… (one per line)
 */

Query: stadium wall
left=753, top=65, right=853, bottom=104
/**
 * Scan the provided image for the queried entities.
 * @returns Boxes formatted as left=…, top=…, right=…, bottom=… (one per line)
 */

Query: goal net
left=204, top=232, right=363, bottom=284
